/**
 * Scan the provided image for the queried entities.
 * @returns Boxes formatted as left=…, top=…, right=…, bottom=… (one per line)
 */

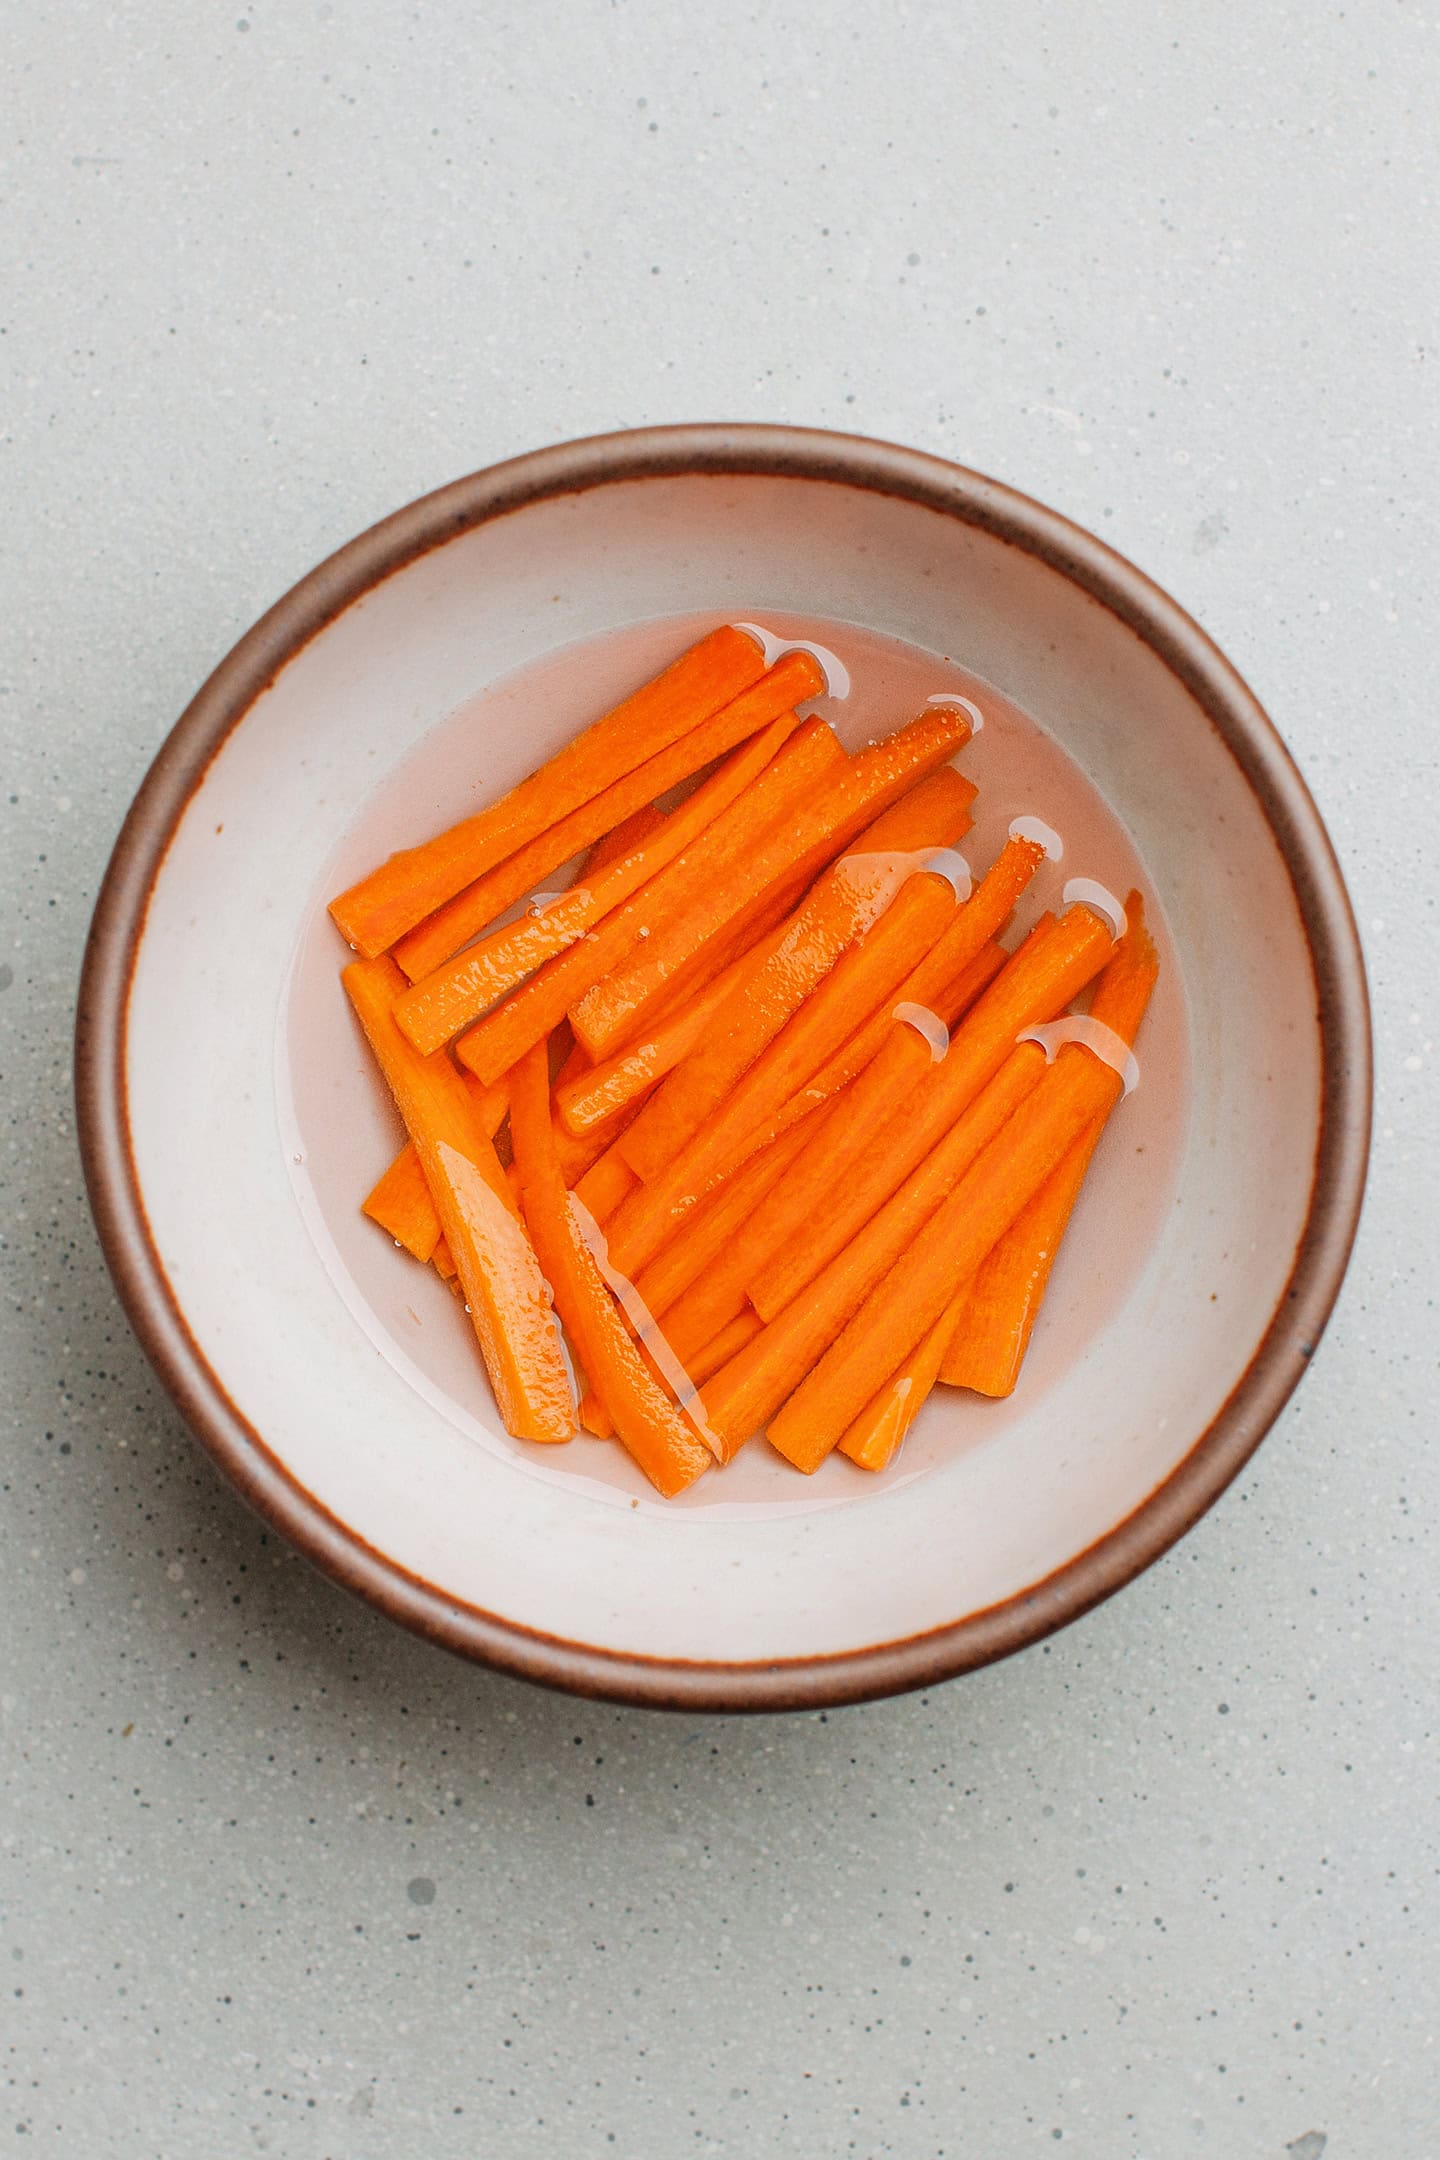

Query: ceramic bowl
left=76, top=425, right=1370, bottom=1709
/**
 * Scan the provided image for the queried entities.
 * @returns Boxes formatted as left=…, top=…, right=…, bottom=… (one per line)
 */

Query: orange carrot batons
left=394, top=676, right=823, bottom=1054
left=680, top=932, right=1005, bottom=1188
left=837, top=1288, right=970, bottom=1472
left=699, top=1045, right=1051, bottom=1462
left=938, top=1119, right=1106, bottom=1396
left=686, top=1309, right=763, bottom=1388
left=748, top=901, right=1114, bottom=1323
left=330, top=624, right=771, bottom=958
left=392, top=801, right=670, bottom=986
left=569, top=702, right=977, bottom=1061
left=553, top=913, right=800, bottom=1140
left=342, top=956, right=575, bottom=1442
left=454, top=712, right=842, bottom=1086
left=628, top=1104, right=831, bottom=1320
left=776, top=830, right=1052, bottom=1124
left=600, top=862, right=981, bottom=1279
left=765, top=897, right=1158, bottom=1470
left=604, top=828, right=1035, bottom=1271
left=615, top=764, right=975, bottom=1183
left=507, top=1042, right=713, bottom=1498
left=576, top=802, right=672, bottom=881
left=704, top=914, right=1066, bottom=1328
left=936, top=912, right=1159, bottom=1398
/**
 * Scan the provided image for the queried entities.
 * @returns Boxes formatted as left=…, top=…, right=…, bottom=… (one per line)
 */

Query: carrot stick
left=342, top=956, right=575, bottom=1442
left=432, top=1235, right=458, bottom=1281
left=628, top=1103, right=831, bottom=1319
left=362, top=1142, right=444, bottom=1263
left=937, top=938, right=1009, bottom=1017
left=615, top=764, right=975, bottom=1181
left=578, top=1156, right=636, bottom=1218
left=749, top=902, right=1115, bottom=1322
left=467, top=1071, right=513, bottom=1139
left=570, top=702, right=977, bottom=1060
left=454, top=715, right=844, bottom=1085
left=614, top=902, right=1071, bottom=1300
left=393, top=801, right=671, bottom=984
left=557, top=952, right=758, bottom=1140
left=837, top=1289, right=968, bottom=1472
left=938, top=1119, right=1107, bottom=1395
left=765, top=898, right=1158, bottom=1470
left=394, top=695, right=817, bottom=1055
left=645, top=1265, right=750, bottom=1375
left=330, top=624, right=772, bottom=958
left=362, top=1070, right=511, bottom=1261
left=574, top=942, right=1010, bottom=1324
left=644, top=1265, right=744, bottom=1373
left=550, top=1034, right=588, bottom=1093
left=697, top=1044, right=1051, bottom=1462
left=508, top=1043, right=713, bottom=1497
left=679, top=933, right=1006, bottom=1190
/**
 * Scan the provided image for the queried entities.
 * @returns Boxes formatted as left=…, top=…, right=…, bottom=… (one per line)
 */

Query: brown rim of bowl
left=74, top=423, right=1372, bottom=1713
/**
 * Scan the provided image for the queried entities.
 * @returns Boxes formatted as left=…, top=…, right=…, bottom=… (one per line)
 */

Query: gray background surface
left=3, top=3, right=1436, bottom=2154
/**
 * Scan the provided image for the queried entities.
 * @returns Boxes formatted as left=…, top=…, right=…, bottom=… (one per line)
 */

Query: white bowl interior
left=125, top=474, right=1320, bottom=1664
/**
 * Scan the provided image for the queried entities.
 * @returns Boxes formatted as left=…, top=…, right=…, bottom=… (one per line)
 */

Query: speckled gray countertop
left=4, top=5, right=1436, bottom=2154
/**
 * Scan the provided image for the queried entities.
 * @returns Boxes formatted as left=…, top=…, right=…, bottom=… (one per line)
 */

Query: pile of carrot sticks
left=334, top=623, right=1157, bottom=1497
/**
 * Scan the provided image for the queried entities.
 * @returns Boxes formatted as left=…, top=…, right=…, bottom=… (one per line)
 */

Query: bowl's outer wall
left=77, top=426, right=1372, bottom=1709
